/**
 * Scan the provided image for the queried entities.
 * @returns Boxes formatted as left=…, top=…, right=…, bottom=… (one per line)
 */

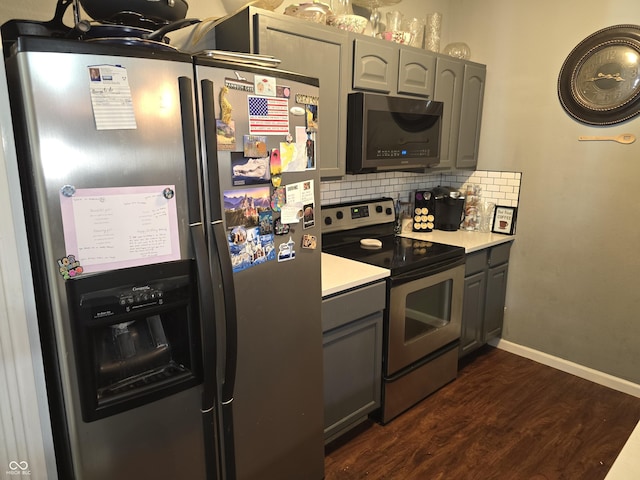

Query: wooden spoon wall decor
left=578, top=134, right=636, bottom=144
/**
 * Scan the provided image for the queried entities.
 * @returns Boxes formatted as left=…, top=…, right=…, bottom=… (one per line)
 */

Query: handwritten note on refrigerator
left=88, top=65, right=137, bottom=130
left=60, top=186, right=181, bottom=273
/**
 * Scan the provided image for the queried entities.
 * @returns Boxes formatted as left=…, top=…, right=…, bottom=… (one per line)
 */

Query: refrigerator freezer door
left=6, top=39, right=213, bottom=480
left=195, top=60, right=325, bottom=480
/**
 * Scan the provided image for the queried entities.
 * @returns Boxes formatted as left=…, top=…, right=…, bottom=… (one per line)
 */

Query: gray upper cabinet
left=214, top=7, right=350, bottom=178
left=352, top=36, right=398, bottom=93
left=457, top=62, right=486, bottom=169
left=433, top=56, right=464, bottom=170
left=398, top=48, right=436, bottom=98
left=434, top=57, right=486, bottom=170
left=351, top=35, right=436, bottom=98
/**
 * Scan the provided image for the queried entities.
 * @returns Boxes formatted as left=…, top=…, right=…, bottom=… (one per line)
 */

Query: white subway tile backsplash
left=320, top=170, right=522, bottom=210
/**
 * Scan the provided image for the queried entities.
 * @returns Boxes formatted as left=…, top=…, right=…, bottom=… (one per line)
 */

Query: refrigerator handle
left=201, top=78, right=238, bottom=403
left=179, top=76, right=204, bottom=227
left=179, top=76, right=219, bottom=480
left=201, top=78, right=238, bottom=480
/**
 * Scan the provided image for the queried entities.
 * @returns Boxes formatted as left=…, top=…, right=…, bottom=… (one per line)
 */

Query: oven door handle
left=389, top=256, right=466, bottom=287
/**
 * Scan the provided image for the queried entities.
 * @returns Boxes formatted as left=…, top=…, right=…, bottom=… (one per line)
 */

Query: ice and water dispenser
left=66, top=260, right=202, bottom=421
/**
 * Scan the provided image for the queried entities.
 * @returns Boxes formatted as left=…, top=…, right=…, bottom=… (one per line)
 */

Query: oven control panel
left=322, top=198, right=396, bottom=233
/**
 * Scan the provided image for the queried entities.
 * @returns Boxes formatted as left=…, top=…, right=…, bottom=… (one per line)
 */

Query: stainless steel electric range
left=322, top=198, right=466, bottom=423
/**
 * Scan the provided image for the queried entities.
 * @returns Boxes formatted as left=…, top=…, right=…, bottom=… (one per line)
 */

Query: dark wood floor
left=325, top=346, right=640, bottom=480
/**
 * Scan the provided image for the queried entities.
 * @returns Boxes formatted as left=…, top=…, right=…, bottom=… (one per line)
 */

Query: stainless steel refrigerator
left=5, top=36, right=324, bottom=480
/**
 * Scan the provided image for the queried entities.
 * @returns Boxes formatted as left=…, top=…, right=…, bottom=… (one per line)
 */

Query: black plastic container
left=432, top=186, right=465, bottom=231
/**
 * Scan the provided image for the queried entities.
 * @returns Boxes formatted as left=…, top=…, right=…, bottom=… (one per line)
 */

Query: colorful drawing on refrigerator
left=231, top=152, right=270, bottom=186
left=223, top=186, right=275, bottom=272
left=216, top=119, right=236, bottom=151
left=254, top=75, right=276, bottom=97
left=243, top=135, right=268, bottom=157
left=306, top=104, right=318, bottom=131
left=304, top=130, right=316, bottom=170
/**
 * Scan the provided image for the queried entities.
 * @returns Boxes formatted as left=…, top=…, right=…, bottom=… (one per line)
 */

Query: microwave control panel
left=375, top=147, right=430, bottom=159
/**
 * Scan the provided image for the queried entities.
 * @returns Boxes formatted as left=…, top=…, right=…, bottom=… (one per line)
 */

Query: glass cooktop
left=321, top=198, right=464, bottom=276
left=323, top=233, right=464, bottom=275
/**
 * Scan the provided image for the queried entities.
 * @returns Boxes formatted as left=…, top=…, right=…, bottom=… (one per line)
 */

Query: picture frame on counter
left=492, top=206, right=517, bottom=235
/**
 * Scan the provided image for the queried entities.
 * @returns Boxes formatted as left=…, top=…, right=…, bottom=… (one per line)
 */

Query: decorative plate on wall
left=558, top=24, right=640, bottom=125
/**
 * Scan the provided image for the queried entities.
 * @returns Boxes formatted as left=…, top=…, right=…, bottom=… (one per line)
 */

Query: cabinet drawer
left=489, top=242, right=512, bottom=266
left=465, top=250, right=487, bottom=276
left=322, top=281, right=386, bottom=332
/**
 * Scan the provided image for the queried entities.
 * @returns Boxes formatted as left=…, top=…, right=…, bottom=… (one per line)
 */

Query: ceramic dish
left=284, top=2, right=331, bottom=24
left=327, top=14, right=368, bottom=33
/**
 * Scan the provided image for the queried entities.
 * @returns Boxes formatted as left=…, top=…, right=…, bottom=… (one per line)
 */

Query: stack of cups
left=406, top=18, right=425, bottom=48
left=425, top=12, right=442, bottom=52
left=331, top=0, right=353, bottom=16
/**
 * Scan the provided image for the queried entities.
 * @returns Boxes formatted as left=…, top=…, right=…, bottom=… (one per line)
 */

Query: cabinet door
left=323, top=312, right=383, bottom=443
left=484, top=262, right=508, bottom=341
left=255, top=15, right=350, bottom=178
left=398, top=49, right=436, bottom=97
left=456, top=63, right=486, bottom=169
left=433, top=56, right=464, bottom=170
left=352, top=36, right=399, bottom=93
left=460, top=270, right=486, bottom=357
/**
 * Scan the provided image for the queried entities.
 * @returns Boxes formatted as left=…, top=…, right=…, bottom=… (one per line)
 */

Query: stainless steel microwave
left=346, top=92, right=443, bottom=174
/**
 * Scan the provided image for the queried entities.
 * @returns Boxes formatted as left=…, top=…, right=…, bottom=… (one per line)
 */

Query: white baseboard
left=488, top=338, right=640, bottom=398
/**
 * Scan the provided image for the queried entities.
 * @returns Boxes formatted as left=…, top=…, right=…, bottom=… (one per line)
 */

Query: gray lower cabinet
left=460, top=242, right=512, bottom=357
left=214, top=7, right=350, bottom=178
left=322, top=281, right=385, bottom=444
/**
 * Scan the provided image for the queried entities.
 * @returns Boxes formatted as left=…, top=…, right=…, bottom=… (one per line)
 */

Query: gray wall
left=446, top=0, right=640, bottom=383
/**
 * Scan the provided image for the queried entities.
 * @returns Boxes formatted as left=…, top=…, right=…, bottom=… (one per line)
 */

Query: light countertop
left=321, top=230, right=515, bottom=297
left=398, top=229, right=515, bottom=253
left=321, top=253, right=389, bottom=297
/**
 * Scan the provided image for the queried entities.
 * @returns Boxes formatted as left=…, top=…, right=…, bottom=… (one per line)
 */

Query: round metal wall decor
left=558, top=24, right=640, bottom=125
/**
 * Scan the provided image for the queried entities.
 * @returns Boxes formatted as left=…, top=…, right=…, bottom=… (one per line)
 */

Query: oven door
left=386, top=260, right=465, bottom=376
